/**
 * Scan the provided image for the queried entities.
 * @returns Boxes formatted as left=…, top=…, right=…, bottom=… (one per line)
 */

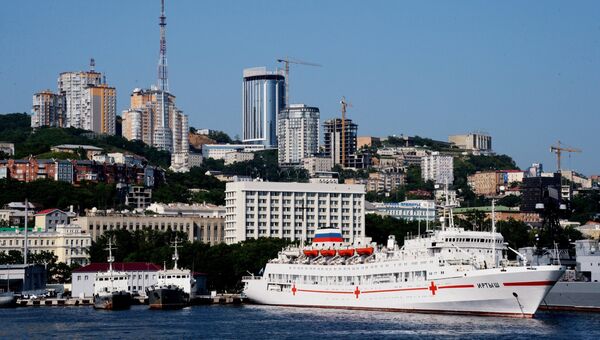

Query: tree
left=365, top=214, right=420, bottom=245
left=208, top=130, right=233, bottom=144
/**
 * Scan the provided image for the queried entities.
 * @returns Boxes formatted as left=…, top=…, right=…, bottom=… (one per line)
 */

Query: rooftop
left=73, top=262, right=162, bottom=273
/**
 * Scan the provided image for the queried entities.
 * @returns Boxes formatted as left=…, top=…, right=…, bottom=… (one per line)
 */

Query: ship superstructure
left=93, top=238, right=131, bottom=310
left=147, top=239, right=193, bottom=309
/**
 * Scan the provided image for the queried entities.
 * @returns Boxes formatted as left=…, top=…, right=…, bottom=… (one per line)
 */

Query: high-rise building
left=121, top=109, right=143, bottom=141
left=31, top=90, right=65, bottom=128
left=323, top=118, right=358, bottom=167
left=83, top=84, right=116, bottom=135
left=421, top=152, right=454, bottom=184
left=224, top=181, right=366, bottom=244
left=277, top=104, right=319, bottom=167
left=242, top=67, right=285, bottom=148
left=57, top=68, right=102, bottom=129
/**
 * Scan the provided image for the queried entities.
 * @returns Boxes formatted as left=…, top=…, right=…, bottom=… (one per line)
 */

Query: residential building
left=449, top=132, right=493, bottom=153
left=468, top=171, right=502, bottom=196
left=83, top=84, right=116, bottom=135
left=560, top=170, right=593, bottom=189
left=189, top=153, right=203, bottom=168
left=302, top=156, right=333, bottom=176
left=125, top=186, right=153, bottom=209
left=224, top=181, right=366, bottom=244
left=366, top=200, right=436, bottom=222
left=73, top=211, right=225, bottom=246
left=34, top=209, right=69, bottom=231
left=277, top=104, right=320, bottom=167
left=121, top=109, right=143, bottom=141
left=31, top=90, right=65, bottom=128
left=520, top=173, right=562, bottom=212
left=57, top=68, right=103, bottom=130
left=577, top=221, right=600, bottom=239
left=323, top=118, right=358, bottom=168
left=224, top=151, right=255, bottom=165
left=0, top=142, right=15, bottom=156
left=0, top=224, right=91, bottom=265
left=50, top=144, right=103, bottom=159
left=202, top=144, right=265, bottom=160
left=421, top=152, right=454, bottom=184
left=242, top=67, right=285, bottom=148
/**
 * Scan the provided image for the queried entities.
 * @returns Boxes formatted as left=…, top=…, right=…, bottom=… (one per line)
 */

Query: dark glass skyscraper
left=242, top=67, right=285, bottom=148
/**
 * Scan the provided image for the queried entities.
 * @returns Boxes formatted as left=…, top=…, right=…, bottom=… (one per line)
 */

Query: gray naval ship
left=520, top=239, right=600, bottom=311
left=146, top=240, right=192, bottom=310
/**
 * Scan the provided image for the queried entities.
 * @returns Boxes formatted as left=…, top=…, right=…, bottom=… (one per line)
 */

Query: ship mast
left=491, top=199, right=497, bottom=267
left=172, top=238, right=179, bottom=270
left=24, top=198, right=28, bottom=265
left=106, top=237, right=116, bottom=291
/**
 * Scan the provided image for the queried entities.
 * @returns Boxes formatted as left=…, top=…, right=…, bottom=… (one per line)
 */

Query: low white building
left=225, top=181, right=366, bottom=244
left=366, top=200, right=436, bottom=222
left=146, top=202, right=225, bottom=218
left=224, top=151, right=255, bottom=165
left=71, top=262, right=161, bottom=298
left=202, top=144, right=265, bottom=160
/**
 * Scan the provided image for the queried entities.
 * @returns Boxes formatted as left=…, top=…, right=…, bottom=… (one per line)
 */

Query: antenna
left=157, top=0, right=169, bottom=92
left=171, top=237, right=180, bottom=270
left=90, top=58, right=96, bottom=72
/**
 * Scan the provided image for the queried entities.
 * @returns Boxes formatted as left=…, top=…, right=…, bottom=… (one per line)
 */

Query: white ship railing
left=242, top=276, right=262, bottom=280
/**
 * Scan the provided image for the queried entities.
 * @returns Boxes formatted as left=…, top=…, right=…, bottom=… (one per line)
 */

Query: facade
left=83, top=84, right=116, bottom=135
left=31, top=90, right=65, bottom=128
left=50, top=144, right=103, bottom=159
left=308, top=172, right=339, bottom=184
left=121, top=109, right=143, bottom=141
left=224, top=181, right=366, bottom=244
left=202, top=144, right=265, bottom=160
left=125, top=186, right=153, bottom=209
left=58, top=69, right=103, bottom=130
left=224, top=151, right=255, bottom=165
left=0, top=265, right=46, bottom=293
left=468, top=170, right=525, bottom=197
left=242, top=67, right=285, bottom=148
left=323, top=118, right=358, bottom=168
left=73, top=212, right=225, bottom=246
left=366, top=200, right=436, bottom=222
left=449, top=133, right=492, bottom=153
left=302, top=156, right=333, bottom=176
left=520, top=173, right=561, bottom=212
left=357, top=136, right=381, bottom=148
left=0, top=224, right=91, bottom=265
left=72, top=262, right=162, bottom=298
left=277, top=104, right=320, bottom=167
left=189, top=153, right=203, bottom=168
left=421, top=152, right=454, bottom=184
left=453, top=206, right=541, bottom=224
left=146, top=202, right=225, bottom=218
left=34, top=209, right=69, bottom=231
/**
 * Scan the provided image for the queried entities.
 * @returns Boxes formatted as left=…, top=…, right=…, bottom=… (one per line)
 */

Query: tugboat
left=93, top=238, right=131, bottom=310
left=147, top=239, right=193, bottom=309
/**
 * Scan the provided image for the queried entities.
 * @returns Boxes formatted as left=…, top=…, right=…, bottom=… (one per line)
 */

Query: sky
left=1, top=1, right=599, bottom=175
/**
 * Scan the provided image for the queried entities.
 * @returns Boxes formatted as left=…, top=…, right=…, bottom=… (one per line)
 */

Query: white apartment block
left=277, top=104, right=320, bottom=167
left=58, top=71, right=102, bottom=130
left=224, top=181, right=366, bottom=245
left=421, top=152, right=454, bottom=184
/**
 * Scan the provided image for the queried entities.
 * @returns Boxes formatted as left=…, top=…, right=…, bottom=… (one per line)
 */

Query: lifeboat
left=320, top=249, right=337, bottom=257
left=337, top=248, right=355, bottom=257
left=303, top=249, right=319, bottom=257
left=356, top=247, right=374, bottom=256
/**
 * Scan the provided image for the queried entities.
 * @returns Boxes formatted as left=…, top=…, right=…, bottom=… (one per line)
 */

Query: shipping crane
left=550, top=140, right=581, bottom=172
left=276, top=57, right=321, bottom=106
left=340, top=96, right=352, bottom=167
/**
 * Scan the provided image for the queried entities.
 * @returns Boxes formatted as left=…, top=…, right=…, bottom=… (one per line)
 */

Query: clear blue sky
left=1, top=1, right=599, bottom=175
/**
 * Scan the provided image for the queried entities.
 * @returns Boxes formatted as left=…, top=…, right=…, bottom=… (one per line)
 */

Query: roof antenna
left=90, top=58, right=95, bottom=72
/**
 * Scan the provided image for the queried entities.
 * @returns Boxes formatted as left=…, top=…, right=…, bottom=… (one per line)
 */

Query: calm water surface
left=1, top=305, right=599, bottom=339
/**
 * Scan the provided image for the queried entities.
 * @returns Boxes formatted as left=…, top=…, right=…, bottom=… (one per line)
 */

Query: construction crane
left=340, top=96, right=352, bottom=167
left=550, top=140, right=581, bottom=172
left=276, top=57, right=321, bottom=106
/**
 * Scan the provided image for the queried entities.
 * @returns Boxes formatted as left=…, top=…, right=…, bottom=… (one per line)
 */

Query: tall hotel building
left=31, top=90, right=65, bottom=128
left=224, top=181, right=366, bottom=244
left=277, top=104, right=320, bottom=167
left=323, top=118, right=358, bottom=167
left=242, top=67, right=285, bottom=148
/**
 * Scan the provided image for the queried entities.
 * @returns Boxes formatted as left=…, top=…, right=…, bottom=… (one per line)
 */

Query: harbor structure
left=224, top=181, right=366, bottom=244
left=242, top=67, right=285, bottom=148
left=277, top=104, right=320, bottom=167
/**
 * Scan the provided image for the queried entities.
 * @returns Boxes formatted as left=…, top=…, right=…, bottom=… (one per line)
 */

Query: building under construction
left=323, top=118, right=358, bottom=168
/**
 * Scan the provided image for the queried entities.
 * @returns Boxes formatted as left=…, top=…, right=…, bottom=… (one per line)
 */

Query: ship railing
left=242, top=276, right=262, bottom=281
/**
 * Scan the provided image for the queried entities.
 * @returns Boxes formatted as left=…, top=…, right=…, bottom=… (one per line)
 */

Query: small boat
left=147, top=239, right=192, bottom=310
left=356, top=247, right=374, bottom=256
left=0, top=292, right=17, bottom=308
left=303, top=249, right=319, bottom=257
left=320, top=249, right=336, bottom=257
left=337, top=248, right=355, bottom=257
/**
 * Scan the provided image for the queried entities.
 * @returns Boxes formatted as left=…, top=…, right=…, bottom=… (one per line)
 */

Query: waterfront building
left=277, top=104, right=320, bottom=167
left=31, top=90, right=65, bottom=128
left=72, top=262, right=162, bottom=298
left=0, top=265, right=46, bottom=293
left=201, top=144, right=265, bottom=160
left=242, top=67, right=285, bottom=148
left=224, top=181, right=366, bottom=244
left=72, top=210, right=225, bottom=246
left=449, top=132, right=493, bottom=154
left=0, top=224, right=91, bottom=265
left=366, top=200, right=436, bottom=222
left=302, top=156, right=333, bottom=176
left=421, top=152, right=454, bottom=184
left=323, top=118, right=358, bottom=167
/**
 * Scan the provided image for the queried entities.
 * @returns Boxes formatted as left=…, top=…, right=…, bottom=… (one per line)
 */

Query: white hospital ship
left=244, top=201, right=565, bottom=317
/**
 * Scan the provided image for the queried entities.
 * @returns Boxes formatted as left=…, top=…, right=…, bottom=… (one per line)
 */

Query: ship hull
left=244, top=265, right=564, bottom=318
left=93, top=292, right=132, bottom=310
left=540, top=281, right=600, bottom=312
left=148, top=287, right=189, bottom=310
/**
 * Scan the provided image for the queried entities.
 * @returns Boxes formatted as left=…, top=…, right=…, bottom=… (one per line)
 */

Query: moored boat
left=93, top=238, right=131, bottom=310
left=147, top=239, right=192, bottom=310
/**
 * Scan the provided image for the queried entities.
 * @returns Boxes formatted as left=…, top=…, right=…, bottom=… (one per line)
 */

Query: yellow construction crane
left=550, top=140, right=581, bottom=171
left=276, top=57, right=321, bottom=106
left=340, top=96, right=352, bottom=167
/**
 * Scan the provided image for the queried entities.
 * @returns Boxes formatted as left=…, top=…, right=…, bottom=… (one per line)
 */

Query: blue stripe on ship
left=314, top=233, right=342, bottom=238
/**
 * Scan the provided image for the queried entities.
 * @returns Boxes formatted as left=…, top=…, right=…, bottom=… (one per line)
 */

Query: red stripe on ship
left=438, top=284, right=474, bottom=289
left=297, top=289, right=354, bottom=294
left=503, top=281, right=555, bottom=287
left=298, top=284, right=473, bottom=295
left=362, top=287, right=427, bottom=294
